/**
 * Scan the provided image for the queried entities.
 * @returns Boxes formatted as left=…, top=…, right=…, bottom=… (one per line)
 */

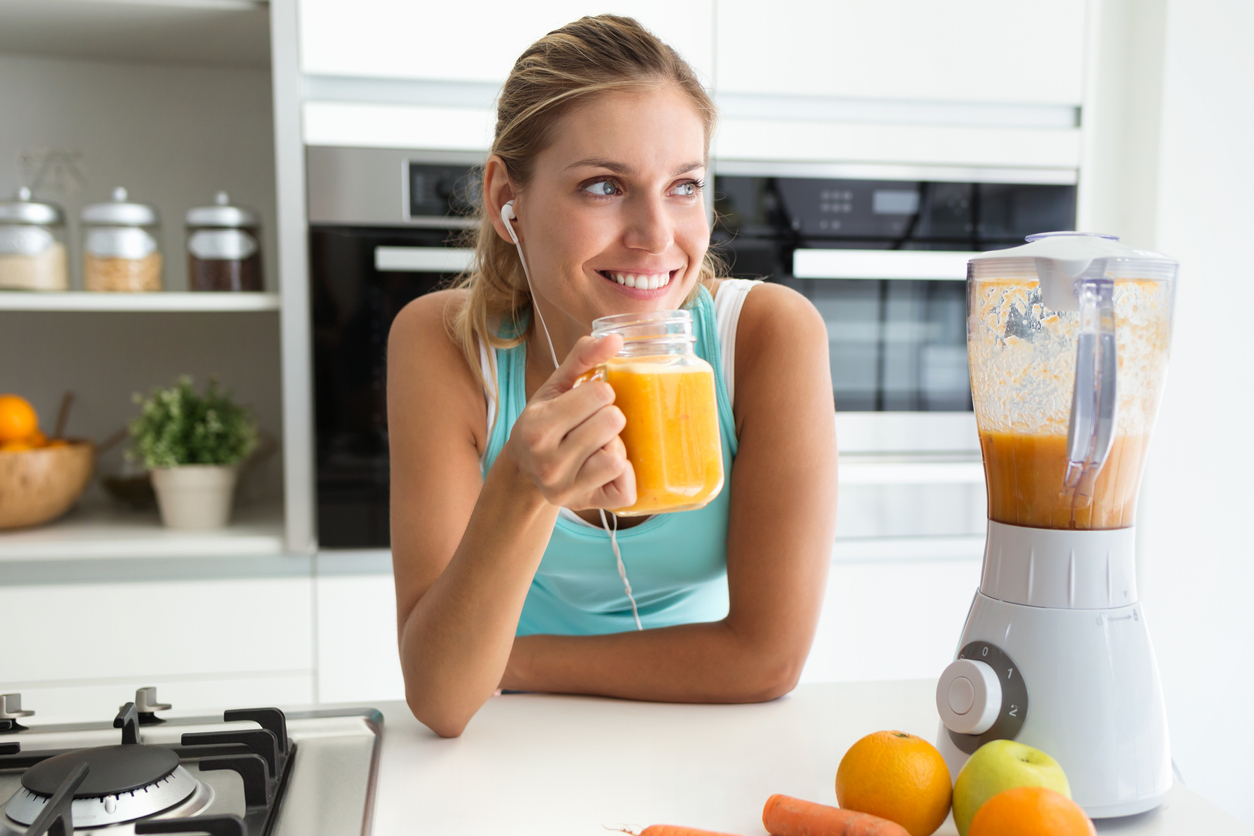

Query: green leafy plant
left=129, top=376, right=258, bottom=469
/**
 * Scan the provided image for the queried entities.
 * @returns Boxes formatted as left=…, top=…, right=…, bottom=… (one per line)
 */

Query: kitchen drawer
left=315, top=562, right=406, bottom=704
left=0, top=577, right=313, bottom=684
left=800, top=557, right=982, bottom=683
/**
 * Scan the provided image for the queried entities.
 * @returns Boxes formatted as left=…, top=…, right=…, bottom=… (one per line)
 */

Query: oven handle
left=793, top=249, right=980, bottom=280
left=374, top=246, right=475, bottom=273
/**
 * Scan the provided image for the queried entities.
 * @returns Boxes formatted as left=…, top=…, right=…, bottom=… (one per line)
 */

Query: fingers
left=536, top=333, right=623, bottom=398
left=561, top=403, right=626, bottom=466
left=589, top=451, right=637, bottom=511
left=522, top=378, right=617, bottom=454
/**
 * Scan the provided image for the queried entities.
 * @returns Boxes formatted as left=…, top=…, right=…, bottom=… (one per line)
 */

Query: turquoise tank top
left=480, top=285, right=738, bottom=636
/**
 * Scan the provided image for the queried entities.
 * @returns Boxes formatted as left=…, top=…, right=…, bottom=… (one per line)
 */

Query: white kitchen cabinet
left=314, top=556, right=406, bottom=704
left=800, top=555, right=982, bottom=684
left=715, top=0, right=1088, bottom=106
left=298, top=0, right=714, bottom=85
left=0, top=575, right=314, bottom=721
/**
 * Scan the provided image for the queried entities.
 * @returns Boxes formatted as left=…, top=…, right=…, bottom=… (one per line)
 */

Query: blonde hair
left=451, top=14, right=721, bottom=394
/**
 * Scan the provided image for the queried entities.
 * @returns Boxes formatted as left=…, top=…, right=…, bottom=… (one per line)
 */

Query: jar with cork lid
left=186, top=191, right=262, bottom=292
left=0, top=187, right=69, bottom=291
left=81, top=187, right=163, bottom=292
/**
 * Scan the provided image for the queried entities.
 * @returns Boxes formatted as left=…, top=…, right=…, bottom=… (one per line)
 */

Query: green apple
left=952, top=740, right=1071, bottom=836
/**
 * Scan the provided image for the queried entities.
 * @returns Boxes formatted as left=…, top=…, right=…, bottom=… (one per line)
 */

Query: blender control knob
left=937, top=659, right=1002, bottom=735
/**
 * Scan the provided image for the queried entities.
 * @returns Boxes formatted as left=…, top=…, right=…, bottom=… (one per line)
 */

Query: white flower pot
left=150, top=464, right=239, bottom=530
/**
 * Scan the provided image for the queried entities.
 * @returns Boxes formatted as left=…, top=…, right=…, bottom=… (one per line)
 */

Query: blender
left=935, top=232, right=1177, bottom=817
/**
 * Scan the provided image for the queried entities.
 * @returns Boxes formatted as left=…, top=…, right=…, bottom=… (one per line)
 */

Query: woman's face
left=508, top=85, right=710, bottom=336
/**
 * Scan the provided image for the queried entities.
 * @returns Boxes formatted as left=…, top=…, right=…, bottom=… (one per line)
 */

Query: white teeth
left=606, top=271, right=671, bottom=290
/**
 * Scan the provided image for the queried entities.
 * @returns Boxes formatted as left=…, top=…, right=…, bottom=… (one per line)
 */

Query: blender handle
left=1065, top=279, right=1118, bottom=498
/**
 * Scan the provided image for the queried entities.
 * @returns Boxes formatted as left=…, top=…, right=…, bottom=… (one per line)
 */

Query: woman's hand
left=505, top=334, right=637, bottom=511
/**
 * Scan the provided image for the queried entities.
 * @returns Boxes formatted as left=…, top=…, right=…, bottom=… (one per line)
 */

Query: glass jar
left=81, top=187, right=163, bottom=292
left=186, top=191, right=263, bottom=291
left=588, top=310, right=724, bottom=516
left=0, top=188, right=68, bottom=291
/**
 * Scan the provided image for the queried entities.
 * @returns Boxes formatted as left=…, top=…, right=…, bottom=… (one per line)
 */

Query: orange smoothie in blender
left=980, top=431, right=1151, bottom=529
left=602, top=356, right=724, bottom=516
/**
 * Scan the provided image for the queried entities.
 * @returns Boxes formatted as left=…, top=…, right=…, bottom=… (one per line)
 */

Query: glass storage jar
left=186, top=191, right=263, bottom=291
left=0, top=188, right=69, bottom=291
left=587, top=310, right=725, bottom=516
left=81, top=187, right=163, bottom=292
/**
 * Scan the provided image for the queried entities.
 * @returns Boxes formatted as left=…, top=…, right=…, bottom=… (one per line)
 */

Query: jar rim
left=591, top=309, right=691, bottom=334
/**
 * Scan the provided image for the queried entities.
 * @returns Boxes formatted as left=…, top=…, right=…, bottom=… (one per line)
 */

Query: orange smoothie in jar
left=980, top=431, right=1151, bottom=530
left=602, top=355, right=724, bottom=516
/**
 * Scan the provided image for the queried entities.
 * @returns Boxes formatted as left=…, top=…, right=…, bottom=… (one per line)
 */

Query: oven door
left=787, top=249, right=987, bottom=540
left=310, top=225, right=472, bottom=548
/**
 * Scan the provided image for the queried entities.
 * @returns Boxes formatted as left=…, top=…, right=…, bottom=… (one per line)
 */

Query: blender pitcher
left=935, top=233, right=1178, bottom=818
left=968, top=232, right=1176, bottom=530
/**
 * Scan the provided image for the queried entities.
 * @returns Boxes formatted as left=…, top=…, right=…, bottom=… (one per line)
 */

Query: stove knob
left=0, top=694, right=34, bottom=721
left=131, top=687, right=171, bottom=715
left=936, top=659, right=1002, bottom=735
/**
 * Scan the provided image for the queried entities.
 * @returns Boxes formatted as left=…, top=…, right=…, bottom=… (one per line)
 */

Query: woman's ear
left=484, top=155, right=519, bottom=245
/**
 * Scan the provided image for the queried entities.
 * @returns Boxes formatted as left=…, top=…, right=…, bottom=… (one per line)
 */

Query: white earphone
left=501, top=199, right=559, bottom=370
left=501, top=200, right=521, bottom=243
left=500, top=200, right=642, bottom=631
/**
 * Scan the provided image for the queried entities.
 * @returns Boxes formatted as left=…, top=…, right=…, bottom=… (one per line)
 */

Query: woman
left=388, top=14, right=838, bottom=738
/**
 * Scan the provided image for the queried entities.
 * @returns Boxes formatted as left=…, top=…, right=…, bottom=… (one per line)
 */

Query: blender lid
left=0, top=187, right=64, bottom=225
left=81, top=187, right=159, bottom=226
left=970, top=232, right=1177, bottom=311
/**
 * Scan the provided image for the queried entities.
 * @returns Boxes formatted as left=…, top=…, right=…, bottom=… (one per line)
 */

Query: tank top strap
left=693, top=284, right=738, bottom=458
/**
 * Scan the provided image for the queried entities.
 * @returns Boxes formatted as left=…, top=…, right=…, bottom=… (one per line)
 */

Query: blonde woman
left=387, top=15, right=838, bottom=737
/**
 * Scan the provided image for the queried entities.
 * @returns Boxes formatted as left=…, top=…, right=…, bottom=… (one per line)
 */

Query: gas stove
left=0, top=689, right=381, bottom=836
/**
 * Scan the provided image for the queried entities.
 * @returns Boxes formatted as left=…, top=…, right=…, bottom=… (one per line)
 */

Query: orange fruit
left=0, top=439, right=37, bottom=452
left=0, top=395, right=38, bottom=443
left=27, top=429, right=48, bottom=447
left=969, top=786, right=1095, bottom=836
left=836, top=730, right=952, bottom=836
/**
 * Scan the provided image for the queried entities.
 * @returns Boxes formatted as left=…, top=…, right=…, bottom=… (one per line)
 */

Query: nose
left=622, top=192, right=673, bottom=254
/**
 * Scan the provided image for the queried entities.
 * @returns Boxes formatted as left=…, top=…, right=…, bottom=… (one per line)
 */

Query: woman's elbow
left=406, top=690, right=474, bottom=738
left=733, top=646, right=807, bottom=703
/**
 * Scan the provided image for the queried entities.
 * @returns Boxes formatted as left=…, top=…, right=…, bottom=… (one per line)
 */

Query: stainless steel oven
left=712, top=162, right=1077, bottom=543
left=307, top=146, right=480, bottom=548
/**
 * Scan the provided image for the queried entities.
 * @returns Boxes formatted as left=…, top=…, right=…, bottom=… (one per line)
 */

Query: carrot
left=639, top=826, right=746, bottom=836
left=762, top=794, right=910, bottom=836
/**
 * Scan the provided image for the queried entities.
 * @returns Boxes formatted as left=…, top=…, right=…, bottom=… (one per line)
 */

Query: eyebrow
left=565, top=158, right=706, bottom=176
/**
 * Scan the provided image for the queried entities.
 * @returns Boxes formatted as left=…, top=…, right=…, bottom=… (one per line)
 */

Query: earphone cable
left=600, top=508, right=643, bottom=631
left=506, top=212, right=644, bottom=632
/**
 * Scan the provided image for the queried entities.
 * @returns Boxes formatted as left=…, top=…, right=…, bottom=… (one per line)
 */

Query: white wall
left=1136, top=0, right=1254, bottom=825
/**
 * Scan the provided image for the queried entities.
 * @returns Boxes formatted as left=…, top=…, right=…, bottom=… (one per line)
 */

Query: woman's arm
left=389, top=291, right=632, bottom=737
left=500, top=284, right=838, bottom=701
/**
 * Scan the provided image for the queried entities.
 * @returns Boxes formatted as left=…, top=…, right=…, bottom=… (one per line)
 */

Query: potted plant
left=129, top=376, right=258, bottom=530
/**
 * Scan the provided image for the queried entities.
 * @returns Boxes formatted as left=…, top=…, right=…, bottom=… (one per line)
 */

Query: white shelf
left=0, top=0, right=270, bottom=68
left=0, top=292, right=280, bottom=312
left=0, top=502, right=284, bottom=561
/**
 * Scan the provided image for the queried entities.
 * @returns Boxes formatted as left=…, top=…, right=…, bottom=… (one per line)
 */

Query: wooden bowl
left=0, top=440, right=95, bottom=531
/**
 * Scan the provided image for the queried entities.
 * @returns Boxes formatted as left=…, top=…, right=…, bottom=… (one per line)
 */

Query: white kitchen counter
left=366, top=680, right=1251, bottom=836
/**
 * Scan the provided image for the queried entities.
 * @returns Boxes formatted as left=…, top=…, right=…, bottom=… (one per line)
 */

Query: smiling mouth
left=598, top=270, right=677, bottom=290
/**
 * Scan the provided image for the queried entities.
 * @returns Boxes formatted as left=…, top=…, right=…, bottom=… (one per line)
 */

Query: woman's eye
left=584, top=180, right=619, bottom=197
left=672, top=180, right=702, bottom=197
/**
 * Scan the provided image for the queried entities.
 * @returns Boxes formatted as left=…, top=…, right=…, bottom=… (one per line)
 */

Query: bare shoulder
left=735, top=282, right=829, bottom=372
left=388, top=288, right=486, bottom=448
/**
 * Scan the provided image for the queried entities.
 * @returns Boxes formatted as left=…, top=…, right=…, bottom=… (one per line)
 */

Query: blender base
left=937, top=590, right=1171, bottom=817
